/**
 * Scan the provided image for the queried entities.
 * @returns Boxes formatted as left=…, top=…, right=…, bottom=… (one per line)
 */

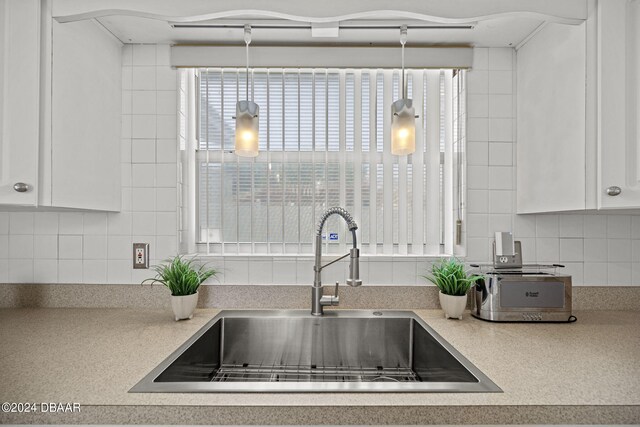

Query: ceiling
left=95, top=15, right=546, bottom=48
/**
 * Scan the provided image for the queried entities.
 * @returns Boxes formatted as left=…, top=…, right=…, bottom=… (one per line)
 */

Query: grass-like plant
left=142, top=255, right=218, bottom=296
left=422, top=258, right=483, bottom=296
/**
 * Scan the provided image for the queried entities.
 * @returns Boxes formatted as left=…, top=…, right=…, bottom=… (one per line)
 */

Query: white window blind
left=196, top=68, right=462, bottom=256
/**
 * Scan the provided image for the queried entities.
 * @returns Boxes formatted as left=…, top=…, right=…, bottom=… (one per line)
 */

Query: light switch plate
left=133, top=243, right=149, bottom=269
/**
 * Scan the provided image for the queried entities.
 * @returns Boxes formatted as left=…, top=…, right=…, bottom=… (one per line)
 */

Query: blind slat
left=196, top=68, right=460, bottom=256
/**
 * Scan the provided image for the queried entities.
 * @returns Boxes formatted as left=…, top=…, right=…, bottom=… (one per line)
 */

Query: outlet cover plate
left=133, top=243, right=149, bottom=269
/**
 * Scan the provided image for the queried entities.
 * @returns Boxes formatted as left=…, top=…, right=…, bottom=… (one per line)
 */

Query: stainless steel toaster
left=471, top=232, right=574, bottom=322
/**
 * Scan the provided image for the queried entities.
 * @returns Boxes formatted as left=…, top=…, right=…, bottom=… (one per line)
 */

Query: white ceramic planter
left=171, top=292, right=199, bottom=321
left=438, top=291, right=468, bottom=320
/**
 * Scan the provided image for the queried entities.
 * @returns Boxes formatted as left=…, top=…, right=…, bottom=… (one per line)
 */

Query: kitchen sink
left=130, top=310, right=501, bottom=393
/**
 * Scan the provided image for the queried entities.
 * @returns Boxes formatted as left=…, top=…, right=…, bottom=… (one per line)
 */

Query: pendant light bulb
left=391, top=25, right=416, bottom=156
left=235, top=25, right=259, bottom=157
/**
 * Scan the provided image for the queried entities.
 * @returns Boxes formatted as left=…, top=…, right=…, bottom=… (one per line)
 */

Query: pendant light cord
left=244, top=25, right=251, bottom=101
left=400, top=25, right=407, bottom=98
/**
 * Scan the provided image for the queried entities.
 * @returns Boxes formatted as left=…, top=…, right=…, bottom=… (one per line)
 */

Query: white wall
left=0, top=46, right=639, bottom=286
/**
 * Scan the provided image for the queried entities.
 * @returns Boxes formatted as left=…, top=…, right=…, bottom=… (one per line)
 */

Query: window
left=193, top=68, right=464, bottom=256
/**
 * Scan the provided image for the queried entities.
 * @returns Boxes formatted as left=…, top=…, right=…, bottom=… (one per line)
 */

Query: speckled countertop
left=0, top=307, right=638, bottom=425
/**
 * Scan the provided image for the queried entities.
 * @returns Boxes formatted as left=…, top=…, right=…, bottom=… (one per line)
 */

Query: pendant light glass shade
left=391, top=25, right=416, bottom=156
left=235, top=100, right=259, bottom=157
left=391, top=99, right=416, bottom=155
left=235, top=25, right=259, bottom=157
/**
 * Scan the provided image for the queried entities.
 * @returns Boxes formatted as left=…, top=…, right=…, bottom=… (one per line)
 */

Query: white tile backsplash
left=83, top=213, right=108, bottom=235
left=83, top=235, right=108, bottom=260
left=132, top=164, right=156, bottom=187
left=536, top=238, right=559, bottom=263
left=466, top=70, right=488, bottom=94
left=559, top=214, right=584, bottom=238
left=608, top=239, right=631, bottom=263
left=608, top=262, right=631, bottom=285
left=34, top=212, right=59, bottom=235
left=107, top=212, right=132, bottom=236
left=488, top=94, right=513, bottom=118
left=59, top=213, right=83, bottom=235
left=131, top=188, right=156, bottom=212
left=132, top=91, right=156, bottom=114
left=467, top=94, right=489, bottom=118
left=584, top=238, right=608, bottom=262
left=132, top=66, right=156, bottom=90
left=132, top=45, right=156, bottom=66
left=132, top=115, right=156, bottom=138
left=488, top=118, right=513, bottom=142
left=10, top=259, right=34, bottom=283
left=488, top=48, right=513, bottom=70
left=488, top=70, right=512, bottom=94
left=467, top=118, right=489, bottom=140
left=107, top=260, right=132, bottom=284
left=0, top=235, right=8, bottom=259
left=10, top=213, right=34, bottom=234
left=514, top=215, right=537, bottom=238
left=59, top=235, right=83, bottom=259
left=488, top=142, right=513, bottom=166
left=34, top=259, right=58, bottom=283
left=488, top=166, right=513, bottom=190
left=536, top=215, right=559, bottom=237
left=0, top=213, right=8, bottom=234
left=1, top=46, right=640, bottom=287
left=9, top=235, right=33, bottom=259
left=83, top=260, right=108, bottom=283
left=132, top=139, right=156, bottom=163
left=559, top=238, right=583, bottom=262
left=467, top=141, right=488, bottom=165
left=58, top=259, right=83, bottom=283
left=107, top=235, right=131, bottom=260
left=272, top=260, right=297, bottom=284
left=607, top=215, right=631, bottom=239
left=584, top=215, right=607, bottom=238
left=34, top=235, right=58, bottom=259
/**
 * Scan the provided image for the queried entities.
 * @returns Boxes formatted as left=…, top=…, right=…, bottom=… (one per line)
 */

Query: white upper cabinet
left=0, top=0, right=122, bottom=210
left=516, top=21, right=587, bottom=213
left=597, top=0, right=640, bottom=209
left=49, top=19, right=121, bottom=210
left=0, top=0, right=41, bottom=206
left=517, top=0, right=640, bottom=212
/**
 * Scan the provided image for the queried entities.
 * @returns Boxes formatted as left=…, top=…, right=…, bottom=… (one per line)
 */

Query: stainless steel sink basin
left=130, top=310, right=501, bottom=393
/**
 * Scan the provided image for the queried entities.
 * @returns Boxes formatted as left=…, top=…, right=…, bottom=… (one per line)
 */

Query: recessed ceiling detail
left=53, top=7, right=586, bottom=48
left=55, top=8, right=585, bottom=25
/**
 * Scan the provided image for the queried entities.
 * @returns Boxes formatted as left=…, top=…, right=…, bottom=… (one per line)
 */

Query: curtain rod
left=171, top=24, right=474, bottom=30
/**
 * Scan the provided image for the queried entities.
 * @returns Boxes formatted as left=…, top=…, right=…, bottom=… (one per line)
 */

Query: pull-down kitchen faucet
left=312, top=207, right=362, bottom=316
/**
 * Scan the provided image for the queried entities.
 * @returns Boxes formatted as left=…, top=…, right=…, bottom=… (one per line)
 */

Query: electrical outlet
left=133, top=243, right=149, bottom=269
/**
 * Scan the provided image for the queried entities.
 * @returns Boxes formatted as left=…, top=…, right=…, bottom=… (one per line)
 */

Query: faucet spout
left=312, top=207, right=362, bottom=315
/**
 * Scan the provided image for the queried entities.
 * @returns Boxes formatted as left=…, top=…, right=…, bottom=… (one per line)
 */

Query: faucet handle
left=319, top=282, right=340, bottom=308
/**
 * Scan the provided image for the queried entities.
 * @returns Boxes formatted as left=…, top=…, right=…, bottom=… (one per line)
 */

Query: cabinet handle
left=606, top=186, right=622, bottom=196
left=13, top=182, right=29, bottom=193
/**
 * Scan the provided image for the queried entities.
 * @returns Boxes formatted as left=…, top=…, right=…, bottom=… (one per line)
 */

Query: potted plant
left=143, top=255, right=219, bottom=321
left=423, top=258, right=482, bottom=320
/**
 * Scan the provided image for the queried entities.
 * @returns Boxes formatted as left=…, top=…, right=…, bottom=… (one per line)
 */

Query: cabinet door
left=0, top=0, right=40, bottom=206
left=516, top=22, right=587, bottom=213
left=51, top=19, right=121, bottom=211
left=598, top=0, right=640, bottom=208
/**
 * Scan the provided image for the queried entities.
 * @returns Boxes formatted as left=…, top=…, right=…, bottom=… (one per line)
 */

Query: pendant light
left=235, top=25, right=259, bottom=157
left=391, top=25, right=416, bottom=156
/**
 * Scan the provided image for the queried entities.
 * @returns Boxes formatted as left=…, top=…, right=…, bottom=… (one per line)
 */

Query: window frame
left=183, top=67, right=466, bottom=259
